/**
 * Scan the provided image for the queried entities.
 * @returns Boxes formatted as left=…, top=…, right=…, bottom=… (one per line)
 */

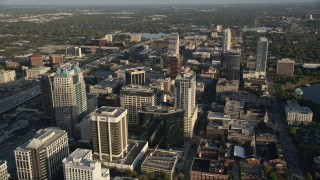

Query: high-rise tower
left=52, top=65, right=87, bottom=138
left=222, top=28, right=232, bottom=53
left=175, top=72, right=198, bottom=138
left=255, top=37, right=268, bottom=79
left=168, top=33, right=179, bottom=55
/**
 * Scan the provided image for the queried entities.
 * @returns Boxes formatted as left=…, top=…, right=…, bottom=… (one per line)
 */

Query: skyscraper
left=222, top=28, right=232, bottom=53
left=14, top=128, right=69, bottom=180
left=168, top=33, right=179, bottom=55
left=120, top=85, right=157, bottom=128
left=40, top=74, right=54, bottom=119
left=175, top=72, right=198, bottom=138
left=52, top=65, right=87, bottom=138
left=0, top=160, right=9, bottom=180
left=63, top=148, right=110, bottom=180
left=255, top=37, right=268, bottom=79
left=167, top=54, right=182, bottom=79
left=222, top=50, right=241, bottom=81
left=90, top=107, right=128, bottom=162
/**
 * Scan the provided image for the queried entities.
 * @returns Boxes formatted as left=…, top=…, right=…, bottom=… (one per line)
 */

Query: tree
left=307, top=173, right=313, bottom=180
left=123, top=169, right=138, bottom=178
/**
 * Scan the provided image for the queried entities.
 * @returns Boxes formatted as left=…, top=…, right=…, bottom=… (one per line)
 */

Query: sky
left=1, top=0, right=319, bottom=5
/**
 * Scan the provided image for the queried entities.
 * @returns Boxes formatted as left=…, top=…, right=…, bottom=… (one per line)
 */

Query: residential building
left=0, top=160, right=9, bottom=180
left=131, top=34, right=141, bottom=42
left=25, top=66, right=50, bottom=79
left=125, top=68, right=145, bottom=85
left=52, top=65, right=87, bottom=138
left=222, top=28, right=231, bottom=53
left=66, top=47, right=82, bottom=58
left=167, top=54, right=182, bottom=79
left=120, top=85, right=157, bottom=127
left=175, top=72, right=198, bottom=138
left=14, top=128, right=69, bottom=180
left=168, top=33, right=179, bottom=55
left=255, top=37, right=268, bottom=79
left=276, top=58, right=295, bottom=77
left=40, top=74, right=55, bottom=118
left=216, top=78, right=239, bottom=94
left=91, top=107, right=128, bottom=162
left=28, top=54, right=44, bottom=67
left=138, top=106, right=184, bottom=149
left=190, top=158, right=229, bottom=180
left=222, top=50, right=241, bottom=81
left=141, top=153, right=177, bottom=180
left=0, top=70, right=16, bottom=84
left=63, top=148, right=110, bottom=180
left=285, top=100, right=313, bottom=125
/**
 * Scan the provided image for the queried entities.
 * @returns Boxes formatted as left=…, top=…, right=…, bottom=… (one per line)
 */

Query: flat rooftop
left=142, top=153, right=177, bottom=170
left=92, top=106, right=126, bottom=118
left=63, top=148, right=99, bottom=170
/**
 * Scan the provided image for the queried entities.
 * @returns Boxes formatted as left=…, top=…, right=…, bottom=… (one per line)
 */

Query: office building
left=25, top=66, right=50, bottom=79
left=224, top=100, right=244, bottom=119
left=141, top=153, right=177, bottom=180
left=91, top=107, right=128, bottom=162
left=49, top=54, right=63, bottom=65
left=40, top=74, right=55, bottom=118
left=14, top=128, right=69, bottom=180
left=28, top=54, right=44, bottom=67
left=215, top=25, right=223, bottom=32
left=222, top=28, right=231, bottom=53
left=138, top=106, right=184, bottom=149
left=167, top=54, right=182, bottom=79
left=63, top=148, right=110, bottom=180
left=131, top=34, right=141, bottom=42
left=285, top=100, right=313, bottom=125
left=0, top=160, right=9, bottom=180
left=103, top=34, right=113, bottom=42
left=277, top=59, right=295, bottom=77
left=0, top=70, right=16, bottom=84
left=255, top=37, right=268, bottom=79
left=175, top=72, right=198, bottom=138
left=120, top=85, right=157, bottom=126
left=168, top=33, right=179, bottom=55
left=222, top=50, right=241, bottom=81
left=125, top=68, right=146, bottom=85
left=52, top=65, right=87, bottom=138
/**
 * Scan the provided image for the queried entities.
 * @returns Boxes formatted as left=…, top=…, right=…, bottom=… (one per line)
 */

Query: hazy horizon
left=1, top=0, right=319, bottom=5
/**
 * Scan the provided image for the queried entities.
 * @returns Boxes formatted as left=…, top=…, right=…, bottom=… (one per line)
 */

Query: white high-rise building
left=131, top=34, right=141, bottom=42
left=63, top=148, right=110, bottom=180
left=168, top=33, right=179, bottom=55
left=120, top=85, right=157, bottom=126
left=175, top=72, right=198, bottom=138
left=222, top=28, right=232, bottom=53
left=14, top=128, right=69, bottom=180
left=103, top=34, right=113, bottom=42
left=0, top=160, right=9, bottom=180
left=91, top=107, right=128, bottom=162
left=52, top=65, right=87, bottom=138
left=255, top=37, right=268, bottom=79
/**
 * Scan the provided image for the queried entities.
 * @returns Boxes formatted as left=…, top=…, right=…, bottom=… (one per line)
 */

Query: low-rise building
left=224, top=100, right=243, bottom=119
left=190, top=158, right=229, bottom=180
left=285, top=100, right=313, bottom=125
left=141, top=152, right=177, bottom=180
left=0, top=70, right=16, bottom=84
left=25, top=67, right=50, bottom=79
left=216, top=78, right=239, bottom=94
left=276, top=58, right=295, bottom=77
left=63, top=148, right=110, bottom=180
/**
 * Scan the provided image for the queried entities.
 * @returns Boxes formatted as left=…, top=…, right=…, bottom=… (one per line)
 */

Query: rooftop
left=139, top=106, right=183, bottom=114
left=142, top=153, right=177, bottom=170
left=63, top=148, right=100, bottom=170
left=92, top=106, right=126, bottom=118
left=286, top=100, right=313, bottom=115
left=121, top=85, right=156, bottom=93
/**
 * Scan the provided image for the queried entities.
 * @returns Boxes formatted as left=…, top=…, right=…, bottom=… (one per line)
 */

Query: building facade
left=138, top=106, right=184, bottom=149
left=0, top=70, right=16, bottom=84
left=120, top=85, right=157, bottom=127
left=40, top=74, right=55, bottom=119
left=285, top=100, right=313, bottom=125
left=14, top=128, right=69, bottom=180
left=125, top=68, right=146, bottom=85
left=222, top=50, right=241, bottom=81
left=216, top=78, right=239, bottom=94
left=168, top=33, right=179, bottom=55
left=63, top=148, right=110, bottom=180
left=90, top=107, right=128, bottom=162
left=175, top=72, right=198, bottom=138
left=222, top=28, right=231, bottom=53
left=28, top=55, right=44, bottom=67
left=52, top=65, right=87, bottom=138
left=131, top=34, right=141, bottom=42
left=255, top=37, right=268, bottom=79
left=25, top=67, right=50, bottom=79
left=0, top=160, right=9, bottom=180
left=167, top=54, right=182, bottom=79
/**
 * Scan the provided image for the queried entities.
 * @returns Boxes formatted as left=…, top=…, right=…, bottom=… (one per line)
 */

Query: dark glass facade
left=222, top=51, right=241, bottom=81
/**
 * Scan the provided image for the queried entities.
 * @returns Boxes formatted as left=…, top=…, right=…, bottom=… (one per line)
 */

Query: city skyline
left=1, top=0, right=319, bottom=5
